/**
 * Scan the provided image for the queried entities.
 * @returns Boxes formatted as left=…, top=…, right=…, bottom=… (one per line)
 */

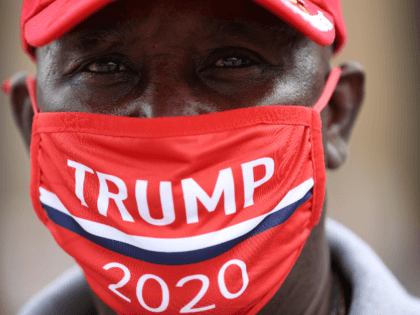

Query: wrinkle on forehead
left=58, top=29, right=127, bottom=55
left=209, top=17, right=299, bottom=40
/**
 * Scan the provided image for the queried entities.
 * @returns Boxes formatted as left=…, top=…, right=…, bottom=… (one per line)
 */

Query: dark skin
left=8, top=0, right=365, bottom=314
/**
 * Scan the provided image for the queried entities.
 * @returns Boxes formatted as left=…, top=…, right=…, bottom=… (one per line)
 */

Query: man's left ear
left=325, top=61, right=365, bottom=170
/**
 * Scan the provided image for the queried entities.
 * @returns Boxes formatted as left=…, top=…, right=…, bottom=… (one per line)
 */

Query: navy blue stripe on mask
left=42, top=188, right=312, bottom=265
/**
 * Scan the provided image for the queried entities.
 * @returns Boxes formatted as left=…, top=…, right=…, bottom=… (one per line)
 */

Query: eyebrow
left=59, top=14, right=300, bottom=56
left=208, top=18, right=299, bottom=44
left=62, top=26, right=129, bottom=54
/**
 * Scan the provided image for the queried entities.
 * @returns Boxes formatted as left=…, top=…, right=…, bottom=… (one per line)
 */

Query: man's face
left=35, top=0, right=332, bottom=117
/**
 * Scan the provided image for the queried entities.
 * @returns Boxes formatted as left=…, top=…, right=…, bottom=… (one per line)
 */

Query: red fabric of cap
left=21, top=0, right=116, bottom=60
left=253, top=0, right=346, bottom=56
left=21, top=0, right=346, bottom=60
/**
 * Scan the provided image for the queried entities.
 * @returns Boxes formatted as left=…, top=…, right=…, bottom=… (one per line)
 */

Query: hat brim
left=25, top=0, right=117, bottom=48
left=25, top=0, right=335, bottom=51
left=253, top=0, right=335, bottom=46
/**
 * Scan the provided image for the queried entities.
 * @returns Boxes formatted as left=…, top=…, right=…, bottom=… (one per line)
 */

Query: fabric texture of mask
left=28, top=67, right=341, bottom=315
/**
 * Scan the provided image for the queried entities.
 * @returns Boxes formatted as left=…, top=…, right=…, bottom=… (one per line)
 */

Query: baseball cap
left=20, top=0, right=346, bottom=60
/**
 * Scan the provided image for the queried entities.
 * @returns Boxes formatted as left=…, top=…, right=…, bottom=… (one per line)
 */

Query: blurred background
left=1, top=1, right=419, bottom=314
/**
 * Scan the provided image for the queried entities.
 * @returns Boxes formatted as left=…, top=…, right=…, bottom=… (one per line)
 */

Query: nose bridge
left=146, top=52, right=200, bottom=117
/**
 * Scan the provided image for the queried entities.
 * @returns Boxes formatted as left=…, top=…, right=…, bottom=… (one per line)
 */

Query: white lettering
left=97, top=172, right=134, bottom=222
left=218, top=259, right=249, bottom=299
left=136, top=274, right=169, bottom=312
left=182, top=168, right=236, bottom=224
left=67, top=160, right=94, bottom=207
left=241, top=157, right=274, bottom=208
left=103, top=262, right=131, bottom=303
left=136, top=180, right=175, bottom=226
left=176, top=275, right=215, bottom=313
left=282, top=0, right=333, bottom=32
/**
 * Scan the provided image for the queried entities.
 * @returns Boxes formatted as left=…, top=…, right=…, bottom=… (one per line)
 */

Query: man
left=3, top=0, right=420, bottom=314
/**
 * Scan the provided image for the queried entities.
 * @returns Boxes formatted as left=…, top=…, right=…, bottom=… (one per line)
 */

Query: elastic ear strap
left=26, top=75, right=39, bottom=115
left=313, top=67, right=341, bottom=113
left=2, top=78, right=12, bottom=96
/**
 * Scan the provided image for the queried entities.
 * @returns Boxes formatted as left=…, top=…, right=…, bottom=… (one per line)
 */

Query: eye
left=87, top=60, right=127, bottom=73
left=214, top=56, right=253, bottom=68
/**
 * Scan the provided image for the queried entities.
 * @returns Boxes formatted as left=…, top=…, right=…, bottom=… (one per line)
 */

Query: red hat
left=21, top=0, right=346, bottom=60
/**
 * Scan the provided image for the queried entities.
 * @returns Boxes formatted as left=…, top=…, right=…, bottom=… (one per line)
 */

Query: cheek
left=262, top=77, right=305, bottom=106
left=261, top=43, right=327, bottom=108
left=204, top=83, right=279, bottom=110
left=74, top=75, right=141, bottom=114
left=37, top=75, right=143, bottom=115
left=258, top=71, right=319, bottom=107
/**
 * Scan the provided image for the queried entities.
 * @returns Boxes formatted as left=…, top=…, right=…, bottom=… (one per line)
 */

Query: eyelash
left=84, top=51, right=258, bottom=74
left=214, top=56, right=253, bottom=68
left=199, top=48, right=261, bottom=72
left=85, top=59, right=128, bottom=73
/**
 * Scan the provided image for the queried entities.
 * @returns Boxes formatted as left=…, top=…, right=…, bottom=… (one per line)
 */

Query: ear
left=8, top=72, right=35, bottom=151
left=326, top=61, right=365, bottom=169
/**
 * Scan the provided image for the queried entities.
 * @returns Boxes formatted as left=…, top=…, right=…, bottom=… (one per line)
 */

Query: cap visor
left=25, top=0, right=335, bottom=50
left=25, top=0, right=116, bottom=48
left=252, top=0, right=335, bottom=47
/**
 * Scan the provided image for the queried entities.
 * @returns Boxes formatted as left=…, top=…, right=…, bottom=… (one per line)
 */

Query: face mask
left=28, top=67, right=340, bottom=315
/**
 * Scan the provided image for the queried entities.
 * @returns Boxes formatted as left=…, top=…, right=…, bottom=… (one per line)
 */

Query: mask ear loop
left=1, top=78, right=12, bottom=95
left=313, top=67, right=341, bottom=113
left=26, top=75, right=40, bottom=114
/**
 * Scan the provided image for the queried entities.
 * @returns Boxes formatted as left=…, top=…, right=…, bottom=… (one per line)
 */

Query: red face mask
left=28, top=67, right=340, bottom=315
